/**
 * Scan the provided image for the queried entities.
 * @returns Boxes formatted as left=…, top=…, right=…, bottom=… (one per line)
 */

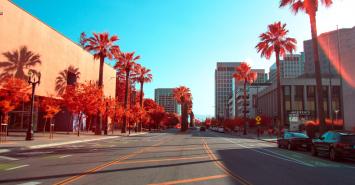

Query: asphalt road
left=0, top=129, right=355, bottom=185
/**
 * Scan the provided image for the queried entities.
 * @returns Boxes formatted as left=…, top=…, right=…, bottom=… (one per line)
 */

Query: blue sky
left=12, top=0, right=355, bottom=118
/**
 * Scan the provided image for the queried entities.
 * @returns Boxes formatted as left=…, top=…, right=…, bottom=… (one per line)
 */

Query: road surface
left=0, top=129, right=354, bottom=185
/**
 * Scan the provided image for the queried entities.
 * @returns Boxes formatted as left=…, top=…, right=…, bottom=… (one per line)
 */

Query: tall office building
left=303, top=26, right=355, bottom=130
left=252, top=69, right=267, bottom=83
left=154, top=88, right=180, bottom=114
left=215, top=62, right=241, bottom=118
left=268, top=53, right=305, bottom=82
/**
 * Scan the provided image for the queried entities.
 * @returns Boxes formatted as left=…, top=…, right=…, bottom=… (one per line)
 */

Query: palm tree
left=81, top=32, right=120, bottom=135
left=55, top=65, right=81, bottom=96
left=114, top=52, right=141, bottom=133
left=279, top=0, right=333, bottom=134
left=256, top=22, right=296, bottom=135
left=232, top=62, right=257, bottom=135
left=0, top=46, right=41, bottom=80
left=173, top=86, right=191, bottom=131
left=187, top=100, right=194, bottom=127
left=134, top=64, right=152, bottom=132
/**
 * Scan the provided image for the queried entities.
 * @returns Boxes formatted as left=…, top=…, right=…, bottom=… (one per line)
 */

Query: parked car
left=218, top=127, right=224, bottom=133
left=200, top=126, right=206, bottom=132
left=311, top=131, right=355, bottom=161
left=277, top=132, right=311, bottom=150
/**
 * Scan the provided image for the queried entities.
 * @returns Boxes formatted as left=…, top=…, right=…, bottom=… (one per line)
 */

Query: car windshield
left=289, top=133, right=308, bottom=139
left=340, top=135, right=355, bottom=144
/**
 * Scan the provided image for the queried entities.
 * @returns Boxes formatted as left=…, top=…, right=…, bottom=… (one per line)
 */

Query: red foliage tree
left=62, top=82, right=103, bottom=136
left=233, top=62, right=258, bottom=135
left=256, top=22, right=296, bottom=134
left=173, top=86, right=192, bottom=131
left=114, top=51, right=141, bottom=133
left=40, top=95, right=61, bottom=133
left=81, top=32, right=120, bottom=135
left=0, top=77, right=30, bottom=124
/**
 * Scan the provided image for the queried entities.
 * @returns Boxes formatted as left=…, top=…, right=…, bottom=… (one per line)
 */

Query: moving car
left=311, top=131, right=355, bottom=161
left=277, top=132, right=311, bottom=150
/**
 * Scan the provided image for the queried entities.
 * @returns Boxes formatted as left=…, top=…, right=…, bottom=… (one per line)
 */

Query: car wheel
left=311, top=145, right=318, bottom=156
left=277, top=142, right=282, bottom=148
left=288, top=143, right=294, bottom=150
left=329, top=148, right=338, bottom=161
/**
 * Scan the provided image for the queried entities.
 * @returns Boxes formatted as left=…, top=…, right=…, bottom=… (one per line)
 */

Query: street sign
left=255, top=116, right=261, bottom=125
left=255, top=116, right=261, bottom=122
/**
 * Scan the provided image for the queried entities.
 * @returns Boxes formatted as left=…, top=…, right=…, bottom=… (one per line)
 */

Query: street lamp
left=26, top=71, right=41, bottom=140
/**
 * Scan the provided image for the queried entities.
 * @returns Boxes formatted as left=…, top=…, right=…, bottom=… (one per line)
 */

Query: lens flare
left=318, top=34, right=355, bottom=88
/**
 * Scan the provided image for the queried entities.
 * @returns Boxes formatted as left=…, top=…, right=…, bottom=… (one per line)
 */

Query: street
left=0, top=129, right=355, bottom=185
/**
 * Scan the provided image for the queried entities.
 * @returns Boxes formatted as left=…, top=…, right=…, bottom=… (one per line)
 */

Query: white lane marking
left=29, top=136, right=120, bottom=149
left=223, top=138, right=314, bottom=167
left=5, top=164, right=29, bottom=171
left=59, top=155, right=72, bottom=159
left=17, top=181, right=41, bottom=185
left=0, top=149, right=10, bottom=154
left=0, top=155, right=18, bottom=161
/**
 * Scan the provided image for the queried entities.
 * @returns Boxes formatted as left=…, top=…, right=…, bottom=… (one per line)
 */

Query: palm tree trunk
left=138, top=82, right=144, bottom=132
left=95, top=55, right=105, bottom=135
left=276, top=50, right=283, bottom=137
left=243, top=80, right=247, bottom=135
left=309, top=13, right=326, bottom=134
left=190, top=111, right=195, bottom=127
left=122, top=70, right=130, bottom=133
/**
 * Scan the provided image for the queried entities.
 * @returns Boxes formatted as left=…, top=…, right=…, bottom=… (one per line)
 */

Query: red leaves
left=82, top=32, right=120, bottom=61
left=114, top=51, right=141, bottom=72
left=233, top=62, right=257, bottom=84
left=256, top=21, right=297, bottom=59
left=133, top=64, right=152, bottom=84
left=173, top=86, right=192, bottom=104
left=279, top=0, right=333, bottom=15
left=40, top=95, right=61, bottom=119
left=62, top=82, right=103, bottom=116
left=0, top=77, right=30, bottom=123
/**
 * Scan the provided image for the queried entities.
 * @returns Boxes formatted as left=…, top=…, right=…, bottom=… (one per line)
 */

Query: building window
left=307, top=86, right=316, bottom=118
left=323, top=86, right=329, bottom=118
left=331, top=86, right=341, bottom=118
left=283, top=86, right=292, bottom=121
left=294, top=86, right=304, bottom=110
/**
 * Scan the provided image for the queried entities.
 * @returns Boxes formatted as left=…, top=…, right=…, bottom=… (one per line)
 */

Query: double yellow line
left=54, top=137, right=170, bottom=185
left=202, top=138, right=253, bottom=185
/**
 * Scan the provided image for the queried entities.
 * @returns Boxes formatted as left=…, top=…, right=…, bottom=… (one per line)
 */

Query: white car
left=218, top=127, right=224, bottom=133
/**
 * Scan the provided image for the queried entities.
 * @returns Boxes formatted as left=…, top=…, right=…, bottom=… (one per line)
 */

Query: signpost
left=255, top=116, right=261, bottom=139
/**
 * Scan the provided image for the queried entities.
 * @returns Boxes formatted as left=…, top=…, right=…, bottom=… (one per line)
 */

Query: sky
left=12, top=0, right=355, bottom=118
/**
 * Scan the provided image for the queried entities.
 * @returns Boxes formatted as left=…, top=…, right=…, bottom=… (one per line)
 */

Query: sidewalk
left=229, top=131, right=278, bottom=143
left=0, top=131, right=147, bottom=154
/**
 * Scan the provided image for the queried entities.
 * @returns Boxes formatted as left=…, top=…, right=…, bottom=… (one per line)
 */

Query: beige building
left=0, top=1, right=116, bottom=131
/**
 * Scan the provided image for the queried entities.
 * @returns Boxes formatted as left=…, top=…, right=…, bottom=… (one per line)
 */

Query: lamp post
left=26, top=71, right=41, bottom=141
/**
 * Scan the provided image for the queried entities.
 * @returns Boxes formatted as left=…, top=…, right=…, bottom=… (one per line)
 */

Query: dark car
left=200, top=126, right=206, bottom=132
left=277, top=132, right=311, bottom=150
left=311, top=131, right=355, bottom=161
